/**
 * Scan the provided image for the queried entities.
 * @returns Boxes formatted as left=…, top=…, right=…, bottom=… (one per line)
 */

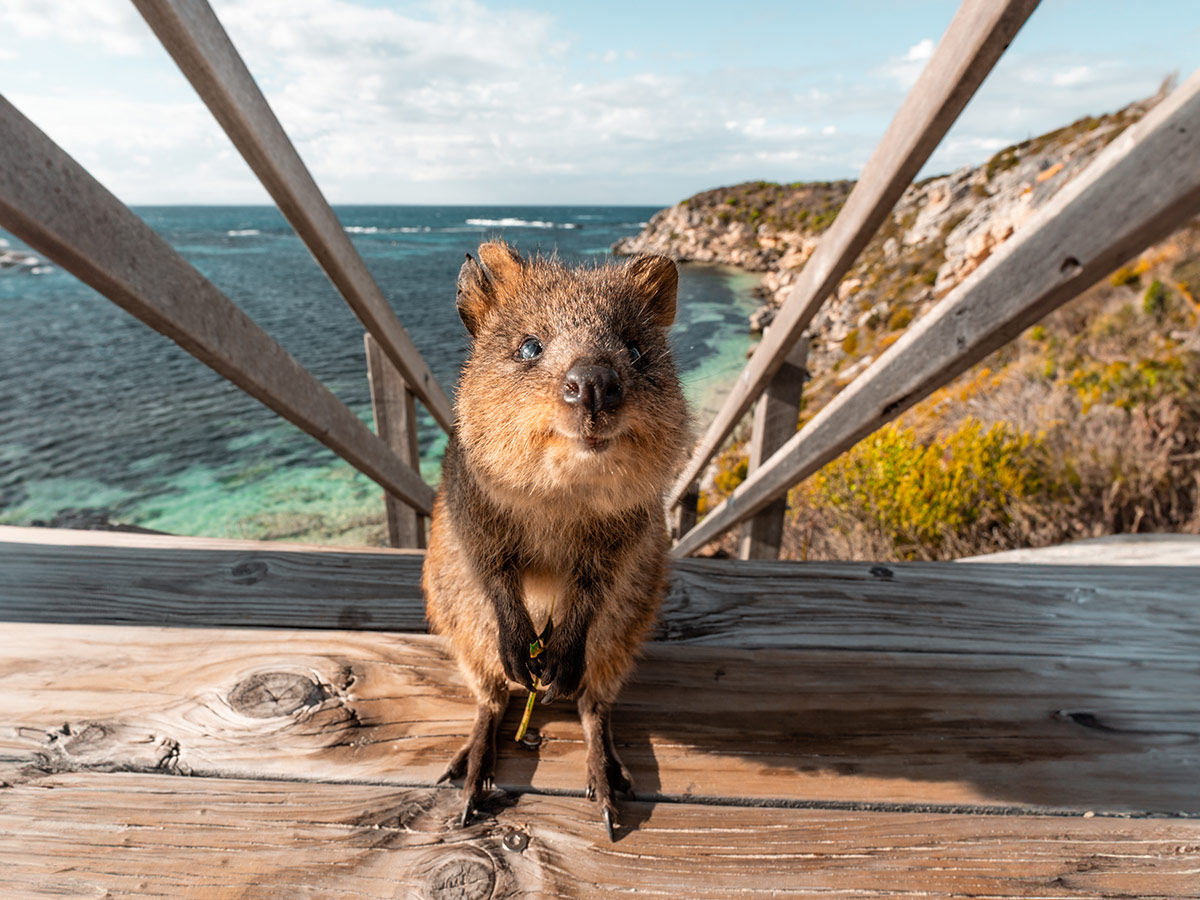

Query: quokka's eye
left=627, top=343, right=642, bottom=364
left=518, top=336, right=543, bottom=360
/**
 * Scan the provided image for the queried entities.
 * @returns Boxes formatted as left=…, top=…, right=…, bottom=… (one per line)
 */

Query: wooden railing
left=3, top=0, right=1199, bottom=559
left=670, top=3, right=1200, bottom=558
left=0, top=0, right=448, bottom=542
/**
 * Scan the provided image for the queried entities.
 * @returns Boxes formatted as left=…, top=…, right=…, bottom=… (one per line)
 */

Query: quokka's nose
left=562, top=365, right=622, bottom=413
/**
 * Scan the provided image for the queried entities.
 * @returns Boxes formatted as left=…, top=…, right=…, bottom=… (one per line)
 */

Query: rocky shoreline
left=613, top=90, right=1163, bottom=380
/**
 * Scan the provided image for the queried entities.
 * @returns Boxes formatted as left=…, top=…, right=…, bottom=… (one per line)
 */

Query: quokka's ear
left=626, top=254, right=678, bottom=327
left=456, top=241, right=525, bottom=336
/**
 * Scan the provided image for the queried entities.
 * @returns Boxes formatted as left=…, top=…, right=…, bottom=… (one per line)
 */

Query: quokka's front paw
left=497, top=618, right=541, bottom=690
left=537, top=633, right=586, bottom=703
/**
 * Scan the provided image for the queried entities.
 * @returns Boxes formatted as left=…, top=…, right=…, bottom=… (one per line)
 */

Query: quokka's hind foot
left=438, top=701, right=502, bottom=827
left=579, top=694, right=633, bottom=842
left=585, top=760, right=626, bottom=842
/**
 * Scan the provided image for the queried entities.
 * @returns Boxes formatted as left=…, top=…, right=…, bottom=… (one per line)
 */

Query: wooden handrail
left=666, top=0, right=1041, bottom=511
left=672, top=67, right=1200, bottom=557
left=0, top=94, right=436, bottom=515
left=131, top=0, right=455, bottom=434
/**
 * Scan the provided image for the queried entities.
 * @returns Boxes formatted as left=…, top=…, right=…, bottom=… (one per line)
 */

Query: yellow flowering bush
left=804, top=418, right=1054, bottom=558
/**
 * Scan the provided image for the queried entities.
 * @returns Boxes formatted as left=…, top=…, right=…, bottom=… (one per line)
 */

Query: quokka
left=422, top=241, right=690, bottom=840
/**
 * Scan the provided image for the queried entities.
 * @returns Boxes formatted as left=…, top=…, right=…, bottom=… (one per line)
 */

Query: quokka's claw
left=460, top=799, right=476, bottom=828
left=602, top=806, right=617, bottom=842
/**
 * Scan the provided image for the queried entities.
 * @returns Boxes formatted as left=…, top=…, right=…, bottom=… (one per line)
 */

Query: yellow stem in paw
left=514, top=592, right=555, bottom=743
left=514, top=680, right=539, bottom=742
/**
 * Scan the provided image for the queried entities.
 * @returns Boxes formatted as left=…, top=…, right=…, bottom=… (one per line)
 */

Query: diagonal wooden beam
left=131, top=0, right=455, bottom=433
left=0, top=94, right=436, bottom=515
left=667, top=0, right=1041, bottom=510
left=672, top=67, right=1200, bottom=557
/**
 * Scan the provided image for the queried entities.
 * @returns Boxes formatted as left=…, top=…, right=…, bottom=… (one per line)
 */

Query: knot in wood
left=230, top=559, right=269, bottom=584
left=424, top=853, right=496, bottom=900
left=228, top=671, right=325, bottom=718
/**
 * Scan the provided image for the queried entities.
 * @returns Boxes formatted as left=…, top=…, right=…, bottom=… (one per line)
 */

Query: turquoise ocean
left=0, top=206, right=759, bottom=545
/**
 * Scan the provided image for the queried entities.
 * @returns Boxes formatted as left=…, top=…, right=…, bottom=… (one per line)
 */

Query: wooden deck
left=2, top=526, right=1199, bottom=898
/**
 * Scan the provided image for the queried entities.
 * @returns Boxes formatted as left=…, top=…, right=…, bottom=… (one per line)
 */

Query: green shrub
left=712, top=452, right=748, bottom=497
left=985, top=147, right=1019, bottom=181
left=887, top=307, right=914, bottom=331
left=1143, top=279, right=1167, bottom=317
left=1068, top=356, right=1188, bottom=412
left=1111, top=263, right=1144, bottom=287
left=806, top=419, right=1054, bottom=558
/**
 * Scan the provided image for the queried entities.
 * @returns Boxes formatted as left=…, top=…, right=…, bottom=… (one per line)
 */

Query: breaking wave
left=463, top=217, right=578, bottom=230
left=344, top=225, right=431, bottom=234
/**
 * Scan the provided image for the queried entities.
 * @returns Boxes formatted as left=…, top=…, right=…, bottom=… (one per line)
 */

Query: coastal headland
left=613, top=85, right=1200, bottom=560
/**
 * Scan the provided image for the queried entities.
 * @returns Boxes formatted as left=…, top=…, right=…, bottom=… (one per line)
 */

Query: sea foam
left=464, top=217, right=578, bottom=230
left=344, top=225, right=430, bottom=234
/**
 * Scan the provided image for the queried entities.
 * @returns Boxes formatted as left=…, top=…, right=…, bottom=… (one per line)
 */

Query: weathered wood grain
left=0, top=95, right=436, bottom=515
left=738, top=335, right=808, bottom=559
left=365, top=333, right=427, bottom=549
left=674, top=66, right=1200, bottom=555
left=668, top=0, right=1041, bottom=510
left=130, top=0, right=455, bottom=432
left=3, top=527, right=1198, bottom=663
left=3, top=771, right=1199, bottom=900
left=0, top=525, right=428, bottom=631
left=2, top=623, right=1197, bottom=814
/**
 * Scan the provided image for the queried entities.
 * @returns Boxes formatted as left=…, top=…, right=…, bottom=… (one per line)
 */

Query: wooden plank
left=131, top=0, right=455, bottom=433
left=958, top=534, right=1200, bottom=565
left=738, top=335, right=807, bottom=559
left=2, top=623, right=1197, bottom=814
left=674, top=66, right=1200, bottom=556
left=0, top=96, right=436, bottom=516
left=365, top=333, right=427, bottom=549
left=3, top=771, right=1199, bottom=899
left=668, top=0, right=1042, bottom=511
left=0, top=525, right=427, bottom=631
left=3, top=527, right=1200, bottom=663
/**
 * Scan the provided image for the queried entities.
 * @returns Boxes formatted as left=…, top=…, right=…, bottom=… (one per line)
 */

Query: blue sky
left=1, top=0, right=1196, bottom=205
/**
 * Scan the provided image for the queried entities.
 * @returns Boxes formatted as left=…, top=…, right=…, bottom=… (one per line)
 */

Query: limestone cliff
left=614, top=90, right=1161, bottom=379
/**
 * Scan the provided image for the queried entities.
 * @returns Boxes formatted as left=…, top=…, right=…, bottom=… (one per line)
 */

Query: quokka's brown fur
left=422, top=241, right=690, bottom=839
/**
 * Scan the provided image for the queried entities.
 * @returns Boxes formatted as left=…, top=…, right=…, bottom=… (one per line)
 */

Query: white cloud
left=878, top=36, right=935, bottom=89
left=1050, top=65, right=1096, bottom=87
left=905, top=38, right=934, bottom=62
left=0, top=0, right=147, bottom=56
left=922, top=50, right=1167, bottom=178
left=0, top=0, right=1179, bottom=203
